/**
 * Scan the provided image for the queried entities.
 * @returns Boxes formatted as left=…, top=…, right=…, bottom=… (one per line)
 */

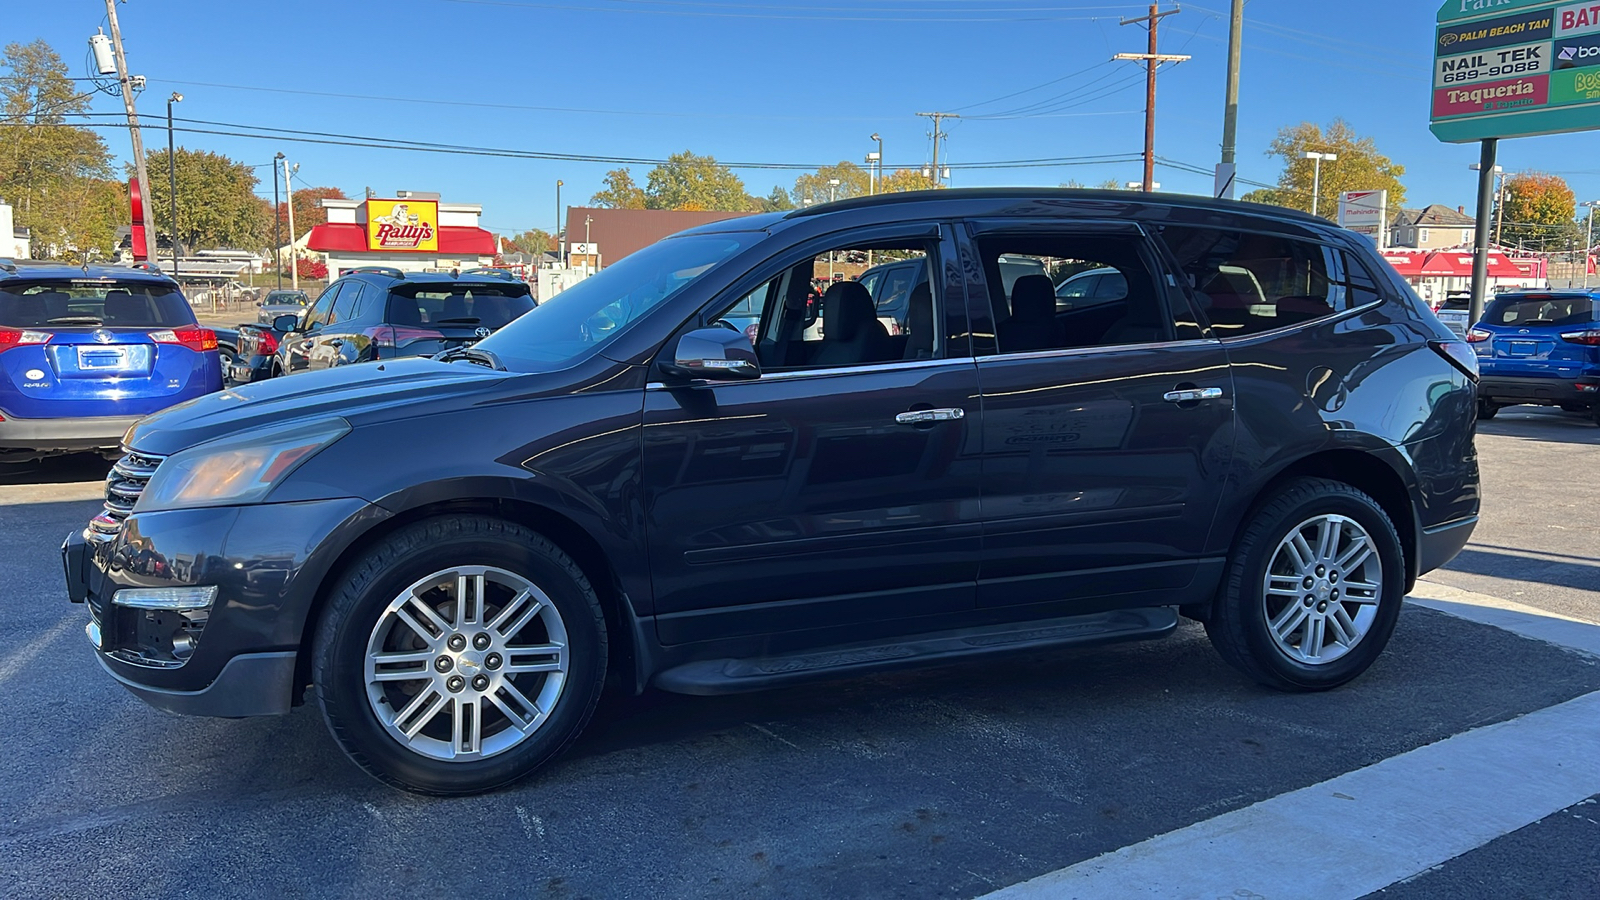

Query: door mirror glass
left=272, top=314, right=301, bottom=332
left=661, top=326, right=761, bottom=381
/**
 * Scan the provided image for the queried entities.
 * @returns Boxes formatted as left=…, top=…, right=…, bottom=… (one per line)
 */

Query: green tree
left=1241, top=188, right=1289, bottom=207
left=0, top=40, right=120, bottom=258
left=878, top=169, right=938, bottom=193
left=644, top=151, right=749, bottom=211
left=758, top=186, right=794, bottom=212
left=792, top=161, right=871, bottom=206
left=590, top=168, right=646, bottom=209
left=143, top=148, right=271, bottom=251
left=1264, top=119, right=1407, bottom=219
left=1499, top=171, right=1578, bottom=252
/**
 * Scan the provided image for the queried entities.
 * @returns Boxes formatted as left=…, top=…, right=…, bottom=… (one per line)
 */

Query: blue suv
left=1471, top=290, right=1600, bottom=423
left=0, top=262, right=222, bottom=463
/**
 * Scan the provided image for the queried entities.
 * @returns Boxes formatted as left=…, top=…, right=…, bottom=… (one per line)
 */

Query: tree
left=502, top=228, right=553, bottom=254
left=1499, top=171, right=1578, bottom=252
left=590, top=168, right=646, bottom=209
left=1240, top=188, right=1289, bottom=207
left=1264, top=119, right=1407, bottom=219
left=759, top=186, right=794, bottom=212
left=0, top=40, right=120, bottom=258
left=877, top=169, right=938, bottom=194
left=792, top=161, right=871, bottom=206
left=143, top=148, right=272, bottom=251
left=277, top=186, right=346, bottom=241
left=644, top=151, right=749, bottom=211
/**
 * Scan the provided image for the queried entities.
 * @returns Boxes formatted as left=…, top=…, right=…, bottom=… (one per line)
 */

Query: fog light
left=112, top=585, right=217, bottom=610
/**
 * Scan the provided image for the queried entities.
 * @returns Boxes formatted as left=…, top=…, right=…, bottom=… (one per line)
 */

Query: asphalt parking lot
left=2, top=408, right=1597, bottom=900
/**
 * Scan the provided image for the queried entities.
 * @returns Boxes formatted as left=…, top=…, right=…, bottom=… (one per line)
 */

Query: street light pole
left=165, top=92, right=182, bottom=280
left=555, top=180, right=564, bottom=269
left=272, top=152, right=284, bottom=290
left=1583, top=200, right=1600, bottom=289
left=1304, top=151, right=1337, bottom=217
left=282, top=157, right=299, bottom=291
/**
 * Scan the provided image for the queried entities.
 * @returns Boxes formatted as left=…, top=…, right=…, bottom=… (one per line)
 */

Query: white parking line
left=0, top=616, right=76, bottom=686
left=981, top=589, right=1600, bottom=900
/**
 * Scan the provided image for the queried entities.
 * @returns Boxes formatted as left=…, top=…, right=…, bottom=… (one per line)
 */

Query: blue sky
left=12, top=0, right=1600, bottom=236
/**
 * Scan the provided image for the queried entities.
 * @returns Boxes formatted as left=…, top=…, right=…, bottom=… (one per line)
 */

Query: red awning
left=305, top=223, right=496, bottom=255
left=1379, top=251, right=1425, bottom=277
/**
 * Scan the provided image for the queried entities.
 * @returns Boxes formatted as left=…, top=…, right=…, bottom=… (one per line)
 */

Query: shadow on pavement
left=1445, top=547, right=1600, bottom=595
left=1479, top=406, right=1600, bottom=446
left=0, top=453, right=113, bottom=487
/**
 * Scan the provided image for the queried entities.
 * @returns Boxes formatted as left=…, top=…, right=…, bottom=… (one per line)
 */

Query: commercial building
left=1380, top=248, right=1545, bottom=304
left=1389, top=205, right=1478, bottom=251
left=306, top=192, right=497, bottom=278
left=561, top=207, right=759, bottom=268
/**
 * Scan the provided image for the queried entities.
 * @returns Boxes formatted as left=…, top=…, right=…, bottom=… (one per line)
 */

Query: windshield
left=0, top=280, right=195, bottom=328
left=264, top=291, right=307, bottom=305
left=479, top=232, right=760, bottom=367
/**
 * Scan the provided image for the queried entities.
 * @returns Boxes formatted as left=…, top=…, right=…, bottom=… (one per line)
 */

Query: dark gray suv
left=64, top=189, right=1481, bottom=795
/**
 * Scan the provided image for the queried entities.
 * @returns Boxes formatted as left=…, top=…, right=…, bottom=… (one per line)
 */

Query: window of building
left=1159, top=227, right=1359, bottom=338
left=1419, top=228, right=1430, bottom=244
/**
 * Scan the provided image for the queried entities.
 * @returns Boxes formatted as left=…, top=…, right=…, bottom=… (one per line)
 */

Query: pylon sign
left=1432, top=1, right=1600, bottom=142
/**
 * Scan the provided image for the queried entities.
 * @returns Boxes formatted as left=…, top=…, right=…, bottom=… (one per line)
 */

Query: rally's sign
left=1432, top=1, right=1600, bottom=142
left=365, top=199, right=439, bottom=253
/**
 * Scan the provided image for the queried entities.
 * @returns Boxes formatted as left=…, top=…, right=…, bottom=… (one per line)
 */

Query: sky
left=11, top=0, right=1600, bottom=238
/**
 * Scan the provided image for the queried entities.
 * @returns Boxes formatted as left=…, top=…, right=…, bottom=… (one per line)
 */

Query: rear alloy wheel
left=1206, top=478, right=1405, bottom=691
left=314, top=516, right=606, bottom=794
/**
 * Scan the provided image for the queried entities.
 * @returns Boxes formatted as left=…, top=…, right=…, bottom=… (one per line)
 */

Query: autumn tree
left=1498, top=171, right=1578, bottom=251
left=759, top=186, right=794, bottom=212
left=877, top=169, right=938, bottom=193
left=1264, top=119, right=1407, bottom=219
left=590, top=168, right=646, bottom=209
left=143, top=148, right=272, bottom=251
left=1240, top=188, right=1289, bottom=207
left=502, top=228, right=553, bottom=254
left=792, top=161, right=871, bottom=206
left=277, top=186, right=347, bottom=241
left=641, top=151, right=750, bottom=211
left=0, top=40, right=122, bottom=258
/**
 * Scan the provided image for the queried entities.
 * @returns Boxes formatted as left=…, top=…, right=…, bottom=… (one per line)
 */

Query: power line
left=440, top=0, right=1149, bottom=22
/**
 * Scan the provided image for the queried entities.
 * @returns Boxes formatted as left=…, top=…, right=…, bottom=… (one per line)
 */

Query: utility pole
left=273, top=153, right=284, bottom=290
left=1117, top=4, right=1189, bottom=193
left=1217, top=0, right=1244, bottom=199
left=282, top=156, right=298, bottom=291
left=104, top=0, right=153, bottom=255
left=915, top=112, right=959, bottom=187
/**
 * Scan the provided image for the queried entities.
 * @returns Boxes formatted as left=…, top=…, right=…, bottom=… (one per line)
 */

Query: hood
left=127, top=358, right=509, bottom=456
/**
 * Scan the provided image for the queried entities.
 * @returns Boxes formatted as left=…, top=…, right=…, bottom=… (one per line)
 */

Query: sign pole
left=1470, top=138, right=1499, bottom=328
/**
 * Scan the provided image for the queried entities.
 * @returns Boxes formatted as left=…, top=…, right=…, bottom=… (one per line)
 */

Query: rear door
left=963, top=219, right=1235, bottom=613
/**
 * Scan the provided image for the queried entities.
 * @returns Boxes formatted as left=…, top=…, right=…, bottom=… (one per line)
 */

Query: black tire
left=313, top=515, right=607, bottom=795
left=1477, top=399, right=1500, bottom=420
left=1205, top=477, right=1406, bottom=692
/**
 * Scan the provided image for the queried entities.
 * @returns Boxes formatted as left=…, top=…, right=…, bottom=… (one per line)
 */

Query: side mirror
left=660, top=327, right=761, bottom=382
left=272, top=314, right=301, bottom=332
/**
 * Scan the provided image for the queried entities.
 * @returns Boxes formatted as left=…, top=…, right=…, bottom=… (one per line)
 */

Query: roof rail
left=346, top=265, right=405, bottom=279
left=0, top=259, right=14, bottom=274
left=459, top=267, right=519, bottom=281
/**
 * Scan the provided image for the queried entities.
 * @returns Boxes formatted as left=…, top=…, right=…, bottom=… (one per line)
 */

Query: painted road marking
left=982, top=588, right=1600, bottom=900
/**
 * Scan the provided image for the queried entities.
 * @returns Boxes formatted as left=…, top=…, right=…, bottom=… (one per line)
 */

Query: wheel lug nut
left=471, top=674, right=490, bottom=691
left=1317, top=602, right=1327, bottom=612
left=1331, top=589, right=1340, bottom=600
left=434, top=656, right=453, bottom=672
left=1315, top=565, right=1326, bottom=577
left=1303, top=577, right=1315, bottom=589
left=447, top=634, right=467, bottom=651
left=1304, top=596, right=1314, bottom=607
left=473, top=633, right=491, bottom=650
left=446, top=675, right=465, bottom=693
left=1330, top=572, right=1340, bottom=584
left=485, top=653, right=502, bottom=670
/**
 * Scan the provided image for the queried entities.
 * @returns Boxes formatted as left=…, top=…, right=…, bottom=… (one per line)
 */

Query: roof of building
left=565, top=207, right=760, bottom=263
left=1390, top=204, right=1476, bottom=229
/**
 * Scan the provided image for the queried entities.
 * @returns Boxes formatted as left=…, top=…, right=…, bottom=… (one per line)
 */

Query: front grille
left=89, top=449, right=165, bottom=539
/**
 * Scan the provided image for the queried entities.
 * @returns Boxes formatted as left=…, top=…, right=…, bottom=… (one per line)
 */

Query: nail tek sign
left=1433, top=1, right=1600, bottom=141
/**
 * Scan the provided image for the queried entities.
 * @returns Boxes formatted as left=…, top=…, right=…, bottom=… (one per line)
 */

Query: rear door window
left=1159, top=227, right=1351, bottom=338
left=0, top=280, right=196, bottom=328
left=1487, top=295, right=1599, bottom=327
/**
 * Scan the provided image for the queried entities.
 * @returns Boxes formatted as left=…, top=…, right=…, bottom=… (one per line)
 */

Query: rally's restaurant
left=306, top=192, right=497, bottom=278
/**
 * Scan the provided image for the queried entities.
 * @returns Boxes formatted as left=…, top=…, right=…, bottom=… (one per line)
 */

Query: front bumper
left=63, top=496, right=386, bottom=717
left=1479, top=374, right=1600, bottom=406
left=0, top=413, right=142, bottom=454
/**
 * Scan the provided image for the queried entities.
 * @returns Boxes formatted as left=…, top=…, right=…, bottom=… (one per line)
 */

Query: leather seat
left=441, top=291, right=471, bottom=321
left=102, top=289, right=147, bottom=325
left=812, top=281, right=891, bottom=367
left=996, top=274, right=1058, bottom=353
left=903, top=283, right=935, bottom=360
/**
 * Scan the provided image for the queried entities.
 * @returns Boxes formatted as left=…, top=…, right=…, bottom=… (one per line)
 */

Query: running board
left=652, top=607, right=1179, bottom=696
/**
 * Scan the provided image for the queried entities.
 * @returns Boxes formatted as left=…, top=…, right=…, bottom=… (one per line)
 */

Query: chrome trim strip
left=973, top=337, right=1221, bottom=364
left=1214, top=300, right=1384, bottom=345
left=646, top=357, right=974, bottom=390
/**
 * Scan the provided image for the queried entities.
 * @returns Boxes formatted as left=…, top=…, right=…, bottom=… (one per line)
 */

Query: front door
left=640, top=223, right=984, bottom=646
left=963, top=220, right=1235, bottom=611
left=283, top=282, right=341, bottom=374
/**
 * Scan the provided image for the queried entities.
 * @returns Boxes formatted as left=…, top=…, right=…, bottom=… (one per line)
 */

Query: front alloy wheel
left=364, top=566, right=568, bottom=761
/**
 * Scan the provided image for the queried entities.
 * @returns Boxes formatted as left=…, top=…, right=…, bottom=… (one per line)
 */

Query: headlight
left=137, top=419, right=350, bottom=512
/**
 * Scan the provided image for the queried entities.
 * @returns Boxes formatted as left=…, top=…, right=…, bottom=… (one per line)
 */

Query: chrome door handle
left=1163, top=387, right=1223, bottom=403
left=896, top=408, right=966, bottom=425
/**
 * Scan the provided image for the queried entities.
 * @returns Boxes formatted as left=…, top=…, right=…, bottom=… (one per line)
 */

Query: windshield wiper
left=434, top=345, right=506, bottom=371
left=47, top=316, right=104, bottom=325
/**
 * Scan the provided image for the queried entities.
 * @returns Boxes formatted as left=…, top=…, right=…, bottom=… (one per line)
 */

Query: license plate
left=1507, top=341, right=1537, bottom=356
left=77, top=346, right=128, bottom=369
